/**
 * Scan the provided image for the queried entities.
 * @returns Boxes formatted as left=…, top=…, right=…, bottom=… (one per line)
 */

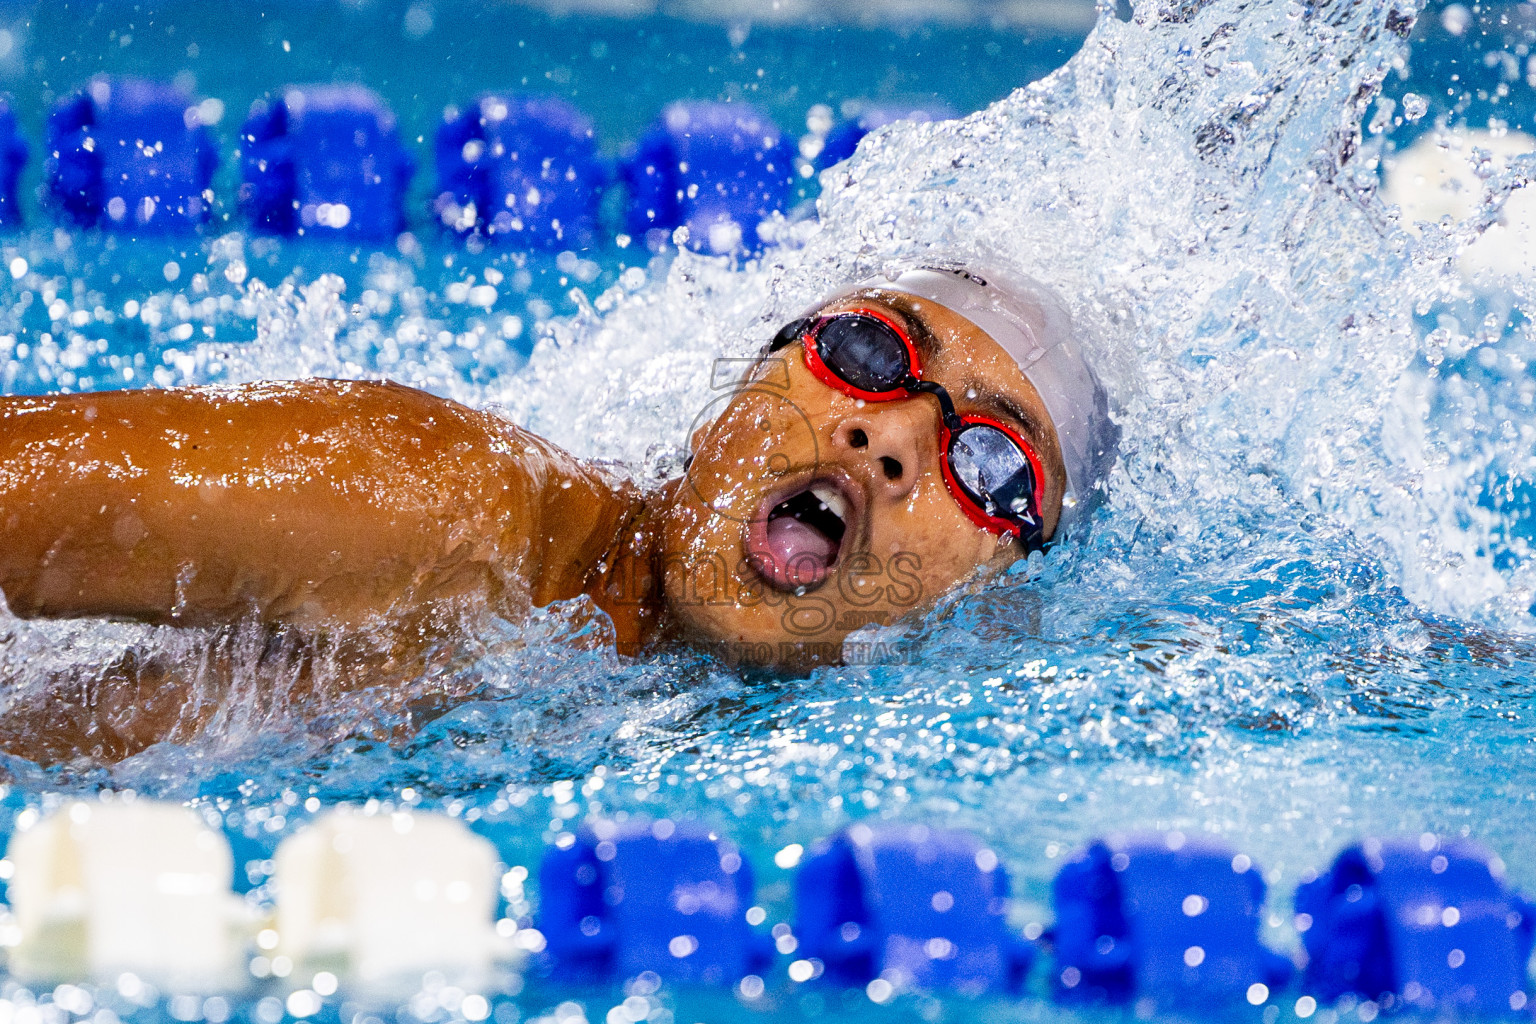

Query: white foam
left=1385, top=127, right=1536, bottom=280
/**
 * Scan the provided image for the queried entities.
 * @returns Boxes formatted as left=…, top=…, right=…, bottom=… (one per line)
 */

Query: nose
left=832, top=399, right=938, bottom=500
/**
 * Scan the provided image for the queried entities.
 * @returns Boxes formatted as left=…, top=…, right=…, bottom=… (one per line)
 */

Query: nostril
left=848, top=428, right=869, bottom=449
left=879, top=456, right=903, bottom=480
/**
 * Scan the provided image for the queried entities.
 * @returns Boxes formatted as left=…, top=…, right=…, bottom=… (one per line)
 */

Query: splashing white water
left=481, top=0, right=1536, bottom=638
left=7, top=0, right=1536, bottom=779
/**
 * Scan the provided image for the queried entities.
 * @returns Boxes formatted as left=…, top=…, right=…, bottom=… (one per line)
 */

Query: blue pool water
left=2, top=0, right=1536, bottom=1019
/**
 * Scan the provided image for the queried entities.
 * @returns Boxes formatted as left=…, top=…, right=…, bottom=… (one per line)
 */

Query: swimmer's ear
left=687, top=419, right=711, bottom=461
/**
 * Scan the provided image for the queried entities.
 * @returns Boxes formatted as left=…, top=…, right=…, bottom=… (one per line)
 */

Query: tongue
left=759, top=514, right=838, bottom=587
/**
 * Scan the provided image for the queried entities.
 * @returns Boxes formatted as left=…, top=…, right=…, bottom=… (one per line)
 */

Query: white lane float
left=270, top=808, right=507, bottom=987
left=1383, top=127, right=1536, bottom=280
left=3, top=799, right=249, bottom=988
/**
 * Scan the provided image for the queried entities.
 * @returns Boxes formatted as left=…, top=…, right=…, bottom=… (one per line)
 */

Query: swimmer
left=0, top=262, right=1114, bottom=757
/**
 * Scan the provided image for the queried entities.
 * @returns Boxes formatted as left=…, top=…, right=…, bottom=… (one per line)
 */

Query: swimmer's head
left=657, top=261, right=1116, bottom=664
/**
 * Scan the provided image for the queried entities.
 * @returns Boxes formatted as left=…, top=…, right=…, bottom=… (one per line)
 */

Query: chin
left=664, top=592, right=826, bottom=667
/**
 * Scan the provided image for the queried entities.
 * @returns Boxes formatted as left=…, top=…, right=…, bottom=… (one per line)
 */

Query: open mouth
left=748, top=481, right=852, bottom=592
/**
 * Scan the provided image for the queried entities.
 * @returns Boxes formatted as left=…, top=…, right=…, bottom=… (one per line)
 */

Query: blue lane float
left=20, top=84, right=971, bottom=244
left=1051, top=832, right=1293, bottom=1005
left=434, top=94, right=608, bottom=248
left=537, top=819, right=773, bottom=985
left=1295, top=835, right=1535, bottom=1015
left=794, top=823, right=1034, bottom=994
left=0, top=99, right=26, bottom=227
left=239, top=84, right=414, bottom=240
left=46, top=77, right=218, bottom=233
left=817, top=102, right=955, bottom=169
left=620, top=100, right=796, bottom=254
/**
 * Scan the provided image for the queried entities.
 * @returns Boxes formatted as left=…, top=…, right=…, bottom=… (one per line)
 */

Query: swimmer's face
left=659, top=289, right=1068, bottom=664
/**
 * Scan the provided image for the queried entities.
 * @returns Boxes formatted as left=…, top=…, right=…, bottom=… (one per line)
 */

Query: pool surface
left=3, top=0, right=1536, bottom=1020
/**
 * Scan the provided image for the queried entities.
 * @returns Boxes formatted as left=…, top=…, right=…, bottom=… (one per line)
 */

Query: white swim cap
left=850, top=263, right=1117, bottom=533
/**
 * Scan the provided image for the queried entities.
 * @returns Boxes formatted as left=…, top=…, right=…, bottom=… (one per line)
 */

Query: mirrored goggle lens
left=814, top=315, right=911, bottom=393
left=948, top=423, right=1038, bottom=525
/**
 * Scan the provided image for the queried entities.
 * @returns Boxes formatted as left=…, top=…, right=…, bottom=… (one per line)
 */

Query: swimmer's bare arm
left=0, top=379, right=644, bottom=633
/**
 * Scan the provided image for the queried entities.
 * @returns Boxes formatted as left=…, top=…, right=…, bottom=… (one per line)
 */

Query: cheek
left=866, top=477, right=999, bottom=579
left=686, top=390, right=819, bottom=518
left=660, top=495, right=731, bottom=579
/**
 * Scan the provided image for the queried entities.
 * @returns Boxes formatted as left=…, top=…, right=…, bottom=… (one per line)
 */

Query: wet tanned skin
left=0, top=288, right=1067, bottom=759
left=0, top=379, right=645, bottom=633
left=0, top=379, right=657, bottom=761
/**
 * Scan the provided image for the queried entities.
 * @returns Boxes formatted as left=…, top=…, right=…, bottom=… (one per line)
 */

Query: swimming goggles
left=769, top=307, right=1047, bottom=548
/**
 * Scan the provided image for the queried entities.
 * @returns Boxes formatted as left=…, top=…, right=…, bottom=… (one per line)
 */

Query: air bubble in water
left=1441, top=3, right=1471, bottom=36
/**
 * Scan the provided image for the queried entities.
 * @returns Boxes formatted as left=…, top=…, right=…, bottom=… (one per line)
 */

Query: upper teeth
left=811, top=484, right=849, bottom=524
